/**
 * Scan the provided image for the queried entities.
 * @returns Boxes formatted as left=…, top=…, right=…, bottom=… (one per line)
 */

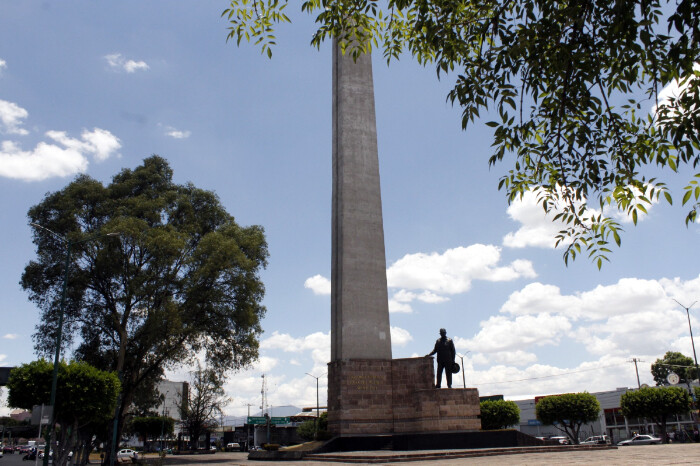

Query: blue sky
left=1, top=1, right=699, bottom=420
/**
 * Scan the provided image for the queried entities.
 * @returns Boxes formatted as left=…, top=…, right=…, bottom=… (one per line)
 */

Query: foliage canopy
left=651, top=351, right=698, bottom=385
left=620, top=386, right=690, bottom=442
left=7, top=360, right=120, bottom=465
left=296, top=411, right=329, bottom=441
left=224, top=0, right=700, bottom=267
left=22, top=156, right=268, bottom=460
left=535, top=392, right=600, bottom=444
left=479, top=399, right=520, bottom=430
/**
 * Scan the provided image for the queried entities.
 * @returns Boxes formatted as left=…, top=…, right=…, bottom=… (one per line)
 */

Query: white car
left=549, top=436, right=570, bottom=445
left=618, top=434, right=662, bottom=446
left=581, top=435, right=610, bottom=445
left=117, top=449, right=139, bottom=462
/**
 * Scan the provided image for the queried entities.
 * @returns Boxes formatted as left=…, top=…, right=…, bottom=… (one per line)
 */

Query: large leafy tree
left=179, top=363, right=230, bottom=450
left=620, top=386, right=691, bottom=443
left=535, top=392, right=600, bottom=444
left=480, top=399, right=520, bottom=430
left=651, top=351, right=698, bottom=385
left=6, top=360, right=120, bottom=466
left=22, top=156, right=268, bottom=462
left=224, top=0, right=700, bottom=267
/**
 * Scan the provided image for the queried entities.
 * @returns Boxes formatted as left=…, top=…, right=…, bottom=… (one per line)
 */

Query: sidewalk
left=157, top=443, right=700, bottom=465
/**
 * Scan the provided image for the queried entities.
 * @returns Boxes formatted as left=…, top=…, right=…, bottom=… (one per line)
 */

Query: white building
left=156, top=380, right=188, bottom=433
left=514, top=386, right=699, bottom=442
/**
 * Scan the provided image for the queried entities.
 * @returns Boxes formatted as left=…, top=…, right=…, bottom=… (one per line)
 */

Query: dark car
left=2, top=445, right=14, bottom=453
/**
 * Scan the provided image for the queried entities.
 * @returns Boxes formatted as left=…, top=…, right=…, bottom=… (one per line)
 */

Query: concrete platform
left=305, top=444, right=616, bottom=463
left=133, top=443, right=700, bottom=465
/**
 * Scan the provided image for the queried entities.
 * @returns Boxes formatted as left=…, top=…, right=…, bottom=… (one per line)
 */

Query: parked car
left=581, top=435, right=611, bottom=445
left=226, top=443, right=241, bottom=451
left=549, top=436, right=570, bottom=445
left=2, top=444, right=13, bottom=453
left=618, top=434, right=662, bottom=446
left=117, top=449, right=139, bottom=462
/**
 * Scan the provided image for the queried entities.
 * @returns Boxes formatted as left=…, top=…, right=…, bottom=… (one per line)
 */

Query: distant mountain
left=254, top=406, right=302, bottom=417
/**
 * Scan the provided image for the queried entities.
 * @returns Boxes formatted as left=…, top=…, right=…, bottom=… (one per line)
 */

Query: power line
left=473, top=362, right=627, bottom=386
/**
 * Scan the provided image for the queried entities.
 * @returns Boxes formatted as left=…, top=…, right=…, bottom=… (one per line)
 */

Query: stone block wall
left=327, top=359, right=394, bottom=435
left=328, top=357, right=482, bottom=436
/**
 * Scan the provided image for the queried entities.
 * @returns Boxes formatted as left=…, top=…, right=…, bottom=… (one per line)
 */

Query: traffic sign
left=247, top=416, right=267, bottom=425
left=270, top=417, right=290, bottom=425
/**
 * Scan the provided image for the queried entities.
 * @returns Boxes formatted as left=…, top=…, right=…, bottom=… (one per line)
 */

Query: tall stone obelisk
left=327, top=40, right=483, bottom=439
left=331, top=41, right=392, bottom=361
left=328, top=40, right=394, bottom=435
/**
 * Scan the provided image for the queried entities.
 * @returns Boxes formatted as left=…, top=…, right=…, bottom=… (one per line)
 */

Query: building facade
left=514, top=386, right=699, bottom=442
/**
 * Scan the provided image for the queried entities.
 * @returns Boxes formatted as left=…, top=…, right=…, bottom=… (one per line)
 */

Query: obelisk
left=328, top=39, right=394, bottom=436
left=327, top=39, right=483, bottom=440
left=331, top=40, right=392, bottom=361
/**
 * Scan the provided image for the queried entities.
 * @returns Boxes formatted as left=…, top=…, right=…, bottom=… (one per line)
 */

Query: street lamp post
left=305, top=373, right=324, bottom=439
left=673, top=300, right=699, bottom=377
left=456, top=352, right=470, bottom=388
left=673, top=299, right=699, bottom=430
left=30, top=223, right=119, bottom=466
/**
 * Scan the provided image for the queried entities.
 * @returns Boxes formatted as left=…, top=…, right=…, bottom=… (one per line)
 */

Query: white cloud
left=468, top=274, right=700, bottom=368
left=390, top=326, right=413, bottom=347
left=304, top=274, right=331, bottom=295
left=0, top=99, right=29, bottom=135
left=653, top=64, right=700, bottom=120
left=388, top=297, right=413, bottom=313
left=261, top=331, right=330, bottom=361
left=471, top=356, right=638, bottom=400
left=503, top=190, right=562, bottom=248
left=471, top=350, right=538, bottom=367
left=104, top=53, right=149, bottom=73
left=0, top=58, right=6, bottom=71
left=387, top=245, right=536, bottom=294
left=504, top=187, right=659, bottom=249
left=2, top=334, right=18, bottom=340
left=164, top=127, right=191, bottom=139
left=0, top=128, right=121, bottom=181
left=501, top=277, right=673, bottom=321
left=48, top=128, right=121, bottom=162
left=463, top=314, right=572, bottom=354
left=307, top=245, right=536, bottom=310
left=386, top=245, right=536, bottom=309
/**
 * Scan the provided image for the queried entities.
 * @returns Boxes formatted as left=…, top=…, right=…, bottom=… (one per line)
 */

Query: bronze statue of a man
left=426, top=328, right=456, bottom=388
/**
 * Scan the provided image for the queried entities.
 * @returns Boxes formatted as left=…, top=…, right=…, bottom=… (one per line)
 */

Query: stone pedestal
left=328, top=357, right=481, bottom=436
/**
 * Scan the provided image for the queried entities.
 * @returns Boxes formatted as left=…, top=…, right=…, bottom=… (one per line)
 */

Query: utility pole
left=244, top=403, right=253, bottom=451
left=631, top=358, right=642, bottom=388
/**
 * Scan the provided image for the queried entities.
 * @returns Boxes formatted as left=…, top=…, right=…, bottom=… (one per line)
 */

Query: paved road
left=3, top=445, right=699, bottom=465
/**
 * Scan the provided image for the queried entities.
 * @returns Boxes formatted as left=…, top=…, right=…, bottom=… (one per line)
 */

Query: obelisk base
left=328, top=357, right=482, bottom=436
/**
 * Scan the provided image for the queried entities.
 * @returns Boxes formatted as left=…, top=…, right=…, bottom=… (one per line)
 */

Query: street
left=2, top=444, right=699, bottom=465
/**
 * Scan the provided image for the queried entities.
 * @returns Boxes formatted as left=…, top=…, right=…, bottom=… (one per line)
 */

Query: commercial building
left=514, top=386, right=699, bottom=442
